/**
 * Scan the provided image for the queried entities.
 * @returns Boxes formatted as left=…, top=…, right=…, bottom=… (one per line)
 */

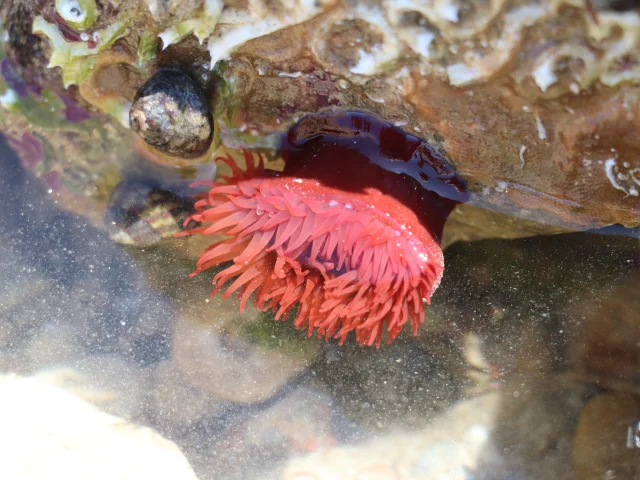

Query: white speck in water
left=328, top=200, right=339, bottom=207
left=256, top=207, right=264, bottom=216
left=513, top=391, right=520, bottom=398
left=345, top=203, right=353, bottom=209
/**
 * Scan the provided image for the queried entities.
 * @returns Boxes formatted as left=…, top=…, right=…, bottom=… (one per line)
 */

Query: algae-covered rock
left=0, top=0, right=638, bottom=244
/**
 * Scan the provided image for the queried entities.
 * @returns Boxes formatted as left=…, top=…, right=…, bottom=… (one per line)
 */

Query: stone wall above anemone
left=1, top=0, right=640, bottom=238
left=11, top=0, right=640, bottom=103
left=0, top=0, right=632, bottom=135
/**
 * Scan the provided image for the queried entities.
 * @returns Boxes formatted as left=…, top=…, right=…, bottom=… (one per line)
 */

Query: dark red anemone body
left=179, top=110, right=469, bottom=346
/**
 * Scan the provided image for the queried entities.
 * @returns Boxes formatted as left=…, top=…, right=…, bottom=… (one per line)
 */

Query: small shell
left=129, top=70, right=213, bottom=158
left=104, top=179, right=196, bottom=247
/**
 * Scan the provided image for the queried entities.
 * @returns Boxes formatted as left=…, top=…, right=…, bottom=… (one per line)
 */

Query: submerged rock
left=277, top=392, right=503, bottom=480
left=573, top=392, right=640, bottom=480
left=564, top=270, right=640, bottom=385
left=0, top=374, right=199, bottom=480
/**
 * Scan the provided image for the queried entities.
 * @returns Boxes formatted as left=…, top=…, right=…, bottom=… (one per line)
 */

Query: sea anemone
left=177, top=111, right=468, bottom=346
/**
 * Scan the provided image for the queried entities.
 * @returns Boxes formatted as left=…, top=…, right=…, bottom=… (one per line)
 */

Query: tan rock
left=565, top=271, right=640, bottom=385
left=573, top=392, right=640, bottom=480
left=277, top=393, right=502, bottom=480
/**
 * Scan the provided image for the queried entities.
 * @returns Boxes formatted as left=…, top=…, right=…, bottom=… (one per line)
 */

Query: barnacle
left=54, top=0, right=98, bottom=31
left=32, top=16, right=129, bottom=87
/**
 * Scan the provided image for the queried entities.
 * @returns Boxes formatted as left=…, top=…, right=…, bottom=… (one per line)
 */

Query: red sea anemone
left=177, top=111, right=468, bottom=346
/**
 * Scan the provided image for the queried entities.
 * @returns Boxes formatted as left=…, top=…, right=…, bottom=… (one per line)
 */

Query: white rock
left=0, top=374, right=198, bottom=480
left=277, top=393, right=503, bottom=480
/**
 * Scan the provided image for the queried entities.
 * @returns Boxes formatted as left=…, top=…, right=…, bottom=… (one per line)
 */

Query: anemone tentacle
left=178, top=153, right=444, bottom=347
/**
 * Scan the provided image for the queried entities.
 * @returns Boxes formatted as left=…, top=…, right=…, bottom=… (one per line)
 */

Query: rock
left=150, top=360, right=230, bottom=429
left=490, top=378, right=591, bottom=480
left=123, top=241, right=322, bottom=405
left=317, top=338, right=463, bottom=430
left=573, top=392, right=640, bottom=480
left=209, top=387, right=337, bottom=480
left=0, top=374, right=198, bottom=480
left=276, top=393, right=503, bottom=480
left=564, top=271, right=640, bottom=385
left=31, top=357, right=153, bottom=422
left=172, top=308, right=317, bottom=403
left=5, top=0, right=640, bottom=242
left=217, top=387, right=336, bottom=453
